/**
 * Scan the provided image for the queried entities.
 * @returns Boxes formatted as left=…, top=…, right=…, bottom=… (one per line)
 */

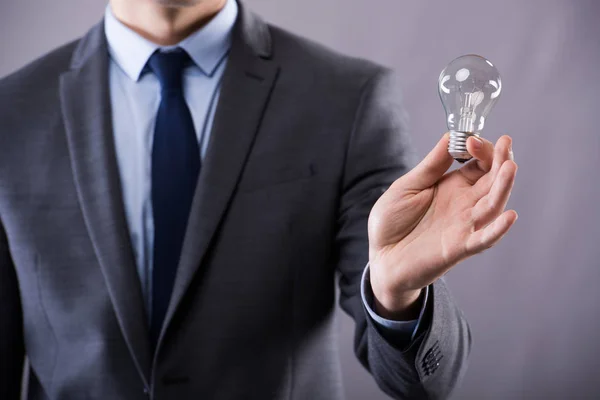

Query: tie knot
left=147, top=48, right=191, bottom=92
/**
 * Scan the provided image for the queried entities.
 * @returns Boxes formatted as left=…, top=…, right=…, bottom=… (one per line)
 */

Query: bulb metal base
left=448, top=130, right=479, bottom=163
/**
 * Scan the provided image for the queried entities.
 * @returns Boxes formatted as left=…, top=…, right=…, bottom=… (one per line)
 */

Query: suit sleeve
left=336, top=68, right=472, bottom=400
left=0, top=218, right=24, bottom=399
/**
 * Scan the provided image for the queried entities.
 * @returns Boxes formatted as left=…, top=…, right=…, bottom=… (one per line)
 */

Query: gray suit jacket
left=0, top=3, right=471, bottom=399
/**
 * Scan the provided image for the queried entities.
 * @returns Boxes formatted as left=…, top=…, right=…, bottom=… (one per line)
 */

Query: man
left=0, top=0, right=518, bottom=398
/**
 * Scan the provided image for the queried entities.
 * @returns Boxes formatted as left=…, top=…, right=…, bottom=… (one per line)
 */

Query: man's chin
left=153, top=0, right=204, bottom=8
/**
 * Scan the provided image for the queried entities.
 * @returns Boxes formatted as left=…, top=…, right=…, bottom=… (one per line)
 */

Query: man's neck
left=109, top=0, right=227, bottom=46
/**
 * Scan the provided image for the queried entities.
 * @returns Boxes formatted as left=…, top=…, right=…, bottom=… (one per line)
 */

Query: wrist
left=368, top=258, right=424, bottom=320
left=373, top=287, right=423, bottom=320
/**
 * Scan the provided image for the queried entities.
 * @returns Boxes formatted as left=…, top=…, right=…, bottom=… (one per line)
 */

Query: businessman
left=0, top=0, right=518, bottom=399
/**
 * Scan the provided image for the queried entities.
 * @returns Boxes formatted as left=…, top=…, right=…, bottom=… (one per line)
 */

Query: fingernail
left=509, top=146, right=514, bottom=161
left=472, top=137, right=483, bottom=149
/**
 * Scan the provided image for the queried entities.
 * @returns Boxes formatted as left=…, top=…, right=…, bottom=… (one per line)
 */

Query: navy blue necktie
left=148, top=49, right=200, bottom=347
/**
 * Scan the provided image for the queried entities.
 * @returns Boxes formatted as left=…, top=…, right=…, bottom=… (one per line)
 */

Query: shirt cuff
left=360, top=263, right=429, bottom=343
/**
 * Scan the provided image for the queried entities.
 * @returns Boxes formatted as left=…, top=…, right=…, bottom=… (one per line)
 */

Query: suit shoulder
left=268, top=24, right=391, bottom=89
left=0, top=39, right=79, bottom=98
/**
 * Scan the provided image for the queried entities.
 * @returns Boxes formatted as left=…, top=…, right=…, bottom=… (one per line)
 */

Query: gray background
left=1, top=0, right=599, bottom=398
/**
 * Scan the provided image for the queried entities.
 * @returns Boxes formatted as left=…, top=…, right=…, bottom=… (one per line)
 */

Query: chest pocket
left=238, top=155, right=315, bottom=193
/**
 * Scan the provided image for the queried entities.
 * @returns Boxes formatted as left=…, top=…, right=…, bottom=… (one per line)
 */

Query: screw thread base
left=448, top=130, right=479, bottom=163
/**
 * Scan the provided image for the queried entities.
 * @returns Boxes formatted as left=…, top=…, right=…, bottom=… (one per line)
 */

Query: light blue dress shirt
left=105, top=0, right=237, bottom=314
left=104, top=0, right=425, bottom=343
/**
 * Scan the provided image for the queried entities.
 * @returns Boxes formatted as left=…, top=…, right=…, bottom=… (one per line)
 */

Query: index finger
left=458, top=136, right=495, bottom=184
left=466, top=135, right=495, bottom=173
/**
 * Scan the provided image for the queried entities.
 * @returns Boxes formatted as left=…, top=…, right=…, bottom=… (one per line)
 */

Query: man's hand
left=368, top=134, right=518, bottom=320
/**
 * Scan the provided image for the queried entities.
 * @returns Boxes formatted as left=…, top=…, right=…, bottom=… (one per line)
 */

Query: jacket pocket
left=238, top=161, right=315, bottom=192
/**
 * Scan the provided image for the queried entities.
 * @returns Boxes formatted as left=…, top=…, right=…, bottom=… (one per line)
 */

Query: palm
left=368, top=135, right=517, bottom=295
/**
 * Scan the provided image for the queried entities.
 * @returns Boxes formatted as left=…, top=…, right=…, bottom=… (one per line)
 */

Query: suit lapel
left=158, top=5, right=279, bottom=348
left=59, top=22, right=151, bottom=385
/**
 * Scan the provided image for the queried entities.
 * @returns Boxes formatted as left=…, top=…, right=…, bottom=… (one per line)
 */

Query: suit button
left=143, top=387, right=150, bottom=396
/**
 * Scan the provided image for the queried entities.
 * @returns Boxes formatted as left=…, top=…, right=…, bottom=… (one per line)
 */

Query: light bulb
left=438, top=54, right=502, bottom=162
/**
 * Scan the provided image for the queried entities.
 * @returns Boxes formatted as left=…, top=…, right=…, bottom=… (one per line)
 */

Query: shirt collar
left=104, top=0, right=238, bottom=81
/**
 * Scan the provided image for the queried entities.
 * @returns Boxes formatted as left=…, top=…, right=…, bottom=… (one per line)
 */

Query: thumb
left=404, top=133, right=454, bottom=190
